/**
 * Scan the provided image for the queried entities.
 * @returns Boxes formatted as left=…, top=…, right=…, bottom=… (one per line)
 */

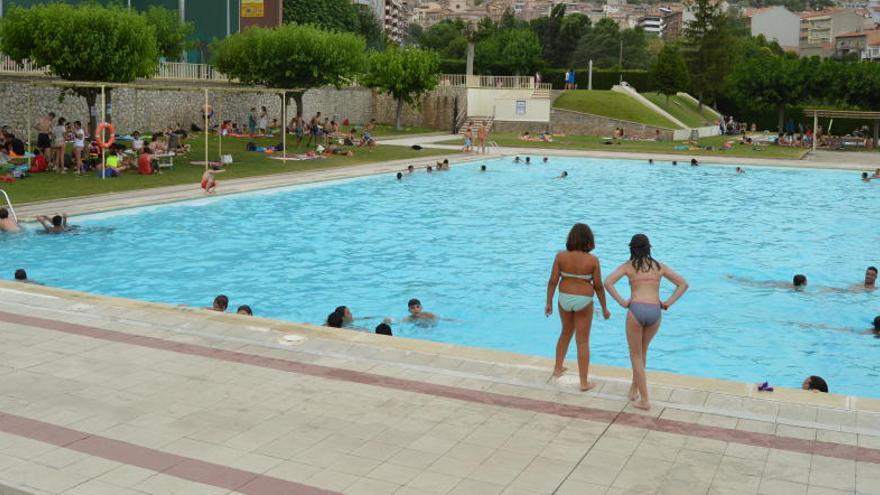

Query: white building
left=745, top=6, right=800, bottom=51
left=355, top=0, right=407, bottom=43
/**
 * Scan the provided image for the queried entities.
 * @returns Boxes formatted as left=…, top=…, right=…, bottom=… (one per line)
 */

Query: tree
left=363, top=47, right=440, bottom=129
left=475, top=28, right=542, bottom=75
left=571, top=18, right=621, bottom=68
left=212, top=24, right=366, bottom=117
left=728, top=49, right=804, bottom=132
left=0, top=3, right=158, bottom=135
left=142, top=5, right=193, bottom=61
left=419, top=19, right=468, bottom=59
left=682, top=0, right=735, bottom=109
left=283, top=0, right=358, bottom=33
left=651, top=44, right=690, bottom=104
left=354, top=4, right=386, bottom=49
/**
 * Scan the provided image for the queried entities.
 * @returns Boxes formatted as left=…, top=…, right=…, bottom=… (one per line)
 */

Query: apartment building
left=799, top=9, right=865, bottom=57
left=356, top=0, right=408, bottom=43
left=834, top=29, right=880, bottom=59
left=744, top=6, right=800, bottom=51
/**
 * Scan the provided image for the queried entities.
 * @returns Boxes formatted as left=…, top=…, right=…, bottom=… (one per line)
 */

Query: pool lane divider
left=1, top=310, right=879, bottom=465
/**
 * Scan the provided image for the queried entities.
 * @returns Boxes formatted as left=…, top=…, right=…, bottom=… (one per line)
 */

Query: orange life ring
left=95, top=122, right=115, bottom=149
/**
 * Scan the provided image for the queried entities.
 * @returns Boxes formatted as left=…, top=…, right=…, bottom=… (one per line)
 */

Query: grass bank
left=553, top=91, right=679, bottom=129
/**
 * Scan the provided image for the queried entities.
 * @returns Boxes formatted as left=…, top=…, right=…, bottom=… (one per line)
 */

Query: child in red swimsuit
left=200, top=165, right=225, bottom=194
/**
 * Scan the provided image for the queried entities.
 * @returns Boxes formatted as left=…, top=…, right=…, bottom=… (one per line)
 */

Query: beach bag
left=221, top=154, right=233, bottom=165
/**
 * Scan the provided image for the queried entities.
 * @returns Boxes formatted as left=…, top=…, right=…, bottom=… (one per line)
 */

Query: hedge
left=540, top=68, right=655, bottom=91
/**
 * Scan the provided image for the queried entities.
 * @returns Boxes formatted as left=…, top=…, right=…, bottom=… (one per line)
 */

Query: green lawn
left=553, top=91, right=680, bottom=129
left=441, top=133, right=809, bottom=160
left=642, top=93, right=718, bottom=128
left=3, top=135, right=449, bottom=205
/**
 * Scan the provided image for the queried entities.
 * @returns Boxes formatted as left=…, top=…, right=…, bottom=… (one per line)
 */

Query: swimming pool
left=5, top=157, right=880, bottom=397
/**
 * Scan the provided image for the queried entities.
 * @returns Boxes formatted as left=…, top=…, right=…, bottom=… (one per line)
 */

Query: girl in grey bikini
left=545, top=223, right=611, bottom=391
left=605, top=234, right=688, bottom=410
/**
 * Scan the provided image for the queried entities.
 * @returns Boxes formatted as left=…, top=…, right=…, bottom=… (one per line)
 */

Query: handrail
left=0, top=55, right=233, bottom=82
left=0, top=189, right=17, bottom=223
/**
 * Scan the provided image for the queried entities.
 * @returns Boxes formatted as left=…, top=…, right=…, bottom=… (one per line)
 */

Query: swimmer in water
left=36, top=214, right=69, bottom=234
left=13, top=269, right=40, bottom=285
left=648, top=159, right=653, bottom=165
left=556, top=171, right=568, bottom=179
left=690, top=158, right=699, bottom=166
left=872, top=316, right=880, bottom=336
left=802, top=375, right=828, bottom=393
left=207, top=295, right=228, bottom=312
left=862, top=172, right=873, bottom=182
left=405, top=298, right=436, bottom=322
left=726, top=274, right=807, bottom=290
left=604, top=234, right=688, bottom=410
left=736, top=167, right=745, bottom=174
left=480, top=165, right=487, bottom=172
left=873, top=168, right=880, bottom=178
left=513, top=156, right=521, bottom=163
left=672, top=161, right=678, bottom=166
left=407, top=165, right=414, bottom=174
left=326, top=312, right=344, bottom=328
left=0, top=208, right=20, bottom=233
left=427, top=166, right=433, bottom=173
left=525, top=157, right=531, bottom=164
left=375, top=323, right=393, bottom=336
left=237, top=305, right=253, bottom=316
left=543, top=157, right=549, bottom=163
left=396, top=172, right=403, bottom=180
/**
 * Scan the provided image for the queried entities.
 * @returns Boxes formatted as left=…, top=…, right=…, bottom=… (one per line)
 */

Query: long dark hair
left=629, top=234, right=660, bottom=273
left=566, top=223, right=595, bottom=253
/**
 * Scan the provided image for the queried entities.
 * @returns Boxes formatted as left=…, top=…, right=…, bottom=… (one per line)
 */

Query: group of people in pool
left=860, top=168, right=880, bottom=182
left=206, top=294, right=252, bottom=316
left=0, top=209, right=77, bottom=235
left=323, top=298, right=439, bottom=336
left=546, top=223, right=689, bottom=411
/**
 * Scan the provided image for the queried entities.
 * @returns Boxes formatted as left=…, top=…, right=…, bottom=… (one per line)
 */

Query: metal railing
left=0, top=190, right=17, bottom=223
left=0, top=55, right=232, bottom=82
left=438, top=74, right=550, bottom=90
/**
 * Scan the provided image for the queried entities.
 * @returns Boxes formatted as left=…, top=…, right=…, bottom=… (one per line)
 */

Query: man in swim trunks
left=36, top=214, right=69, bottom=234
left=0, top=208, right=20, bottom=233
left=406, top=298, right=436, bottom=321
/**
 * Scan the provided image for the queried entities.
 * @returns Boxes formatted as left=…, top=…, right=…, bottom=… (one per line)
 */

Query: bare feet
left=551, top=367, right=568, bottom=377
left=632, top=399, right=651, bottom=410
left=580, top=381, right=596, bottom=392
left=628, top=384, right=639, bottom=401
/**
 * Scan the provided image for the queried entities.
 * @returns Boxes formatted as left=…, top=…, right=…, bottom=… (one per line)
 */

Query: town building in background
left=834, top=29, right=880, bottom=59
left=799, top=8, right=865, bottom=57
left=356, top=0, right=408, bottom=43
left=744, top=6, right=801, bottom=52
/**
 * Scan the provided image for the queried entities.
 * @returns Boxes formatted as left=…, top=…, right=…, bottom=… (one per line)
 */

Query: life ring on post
left=95, top=122, right=115, bottom=149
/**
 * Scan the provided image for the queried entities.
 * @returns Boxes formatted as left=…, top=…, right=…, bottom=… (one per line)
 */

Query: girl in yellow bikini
left=545, top=223, right=611, bottom=391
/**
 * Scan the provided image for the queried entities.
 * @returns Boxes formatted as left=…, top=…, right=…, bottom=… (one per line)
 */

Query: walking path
left=1, top=282, right=879, bottom=495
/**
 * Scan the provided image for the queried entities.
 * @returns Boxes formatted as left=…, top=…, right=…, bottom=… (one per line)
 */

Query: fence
left=0, top=55, right=232, bottom=82
left=439, top=74, right=545, bottom=90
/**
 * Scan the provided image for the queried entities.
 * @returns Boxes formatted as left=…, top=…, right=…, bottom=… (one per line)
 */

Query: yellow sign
left=241, top=0, right=264, bottom=18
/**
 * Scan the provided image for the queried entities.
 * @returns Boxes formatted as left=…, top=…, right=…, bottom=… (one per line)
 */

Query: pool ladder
left=487, top=141, right=500, bottom=154
left=0, top=189, right=17, bottom=222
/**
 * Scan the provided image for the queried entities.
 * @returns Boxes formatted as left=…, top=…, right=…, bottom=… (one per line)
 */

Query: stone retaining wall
left=0, top=81, right=463, bottom=138
left=550, top=108, right=675, bottom=140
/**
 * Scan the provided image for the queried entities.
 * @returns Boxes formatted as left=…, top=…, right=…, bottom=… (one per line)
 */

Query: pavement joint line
left=3, top=299, right=878, bottom=439
left=3, top=310, right=880, bottom=465
left=0, top=411, right=340, bottom=495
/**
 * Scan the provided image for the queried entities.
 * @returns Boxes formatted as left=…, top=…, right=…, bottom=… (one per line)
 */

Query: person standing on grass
left=545, top=223, right=611, bottom=392
left=604, top=234, right=688, bottom=410
left=51, top=117, right=67, bottom=173
left=258, top=106, right=269, bottom=135
left=307, top=112, right=322, bottom=147
left=33, top=112, right=54, bottom=158
left=72, top=121, right=86, bottom=175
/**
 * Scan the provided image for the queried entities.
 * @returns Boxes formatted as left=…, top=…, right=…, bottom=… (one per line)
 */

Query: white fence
left=439, top=74, right=550, bottom=90
left=0, top=55, right=232, bottom=82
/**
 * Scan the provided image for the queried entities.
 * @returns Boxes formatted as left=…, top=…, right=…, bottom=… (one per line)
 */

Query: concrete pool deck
left=2, top=281, right=880, bottom=495
left=4, top=142, right=880, bottom=494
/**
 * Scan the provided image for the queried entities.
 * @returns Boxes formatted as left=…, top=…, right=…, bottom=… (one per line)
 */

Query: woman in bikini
left=604, top=234, right=688, bottom=410
left=545, top=223, right=611, bottom=391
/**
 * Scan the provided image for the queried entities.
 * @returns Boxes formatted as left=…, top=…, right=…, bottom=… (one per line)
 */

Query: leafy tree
left=539, top=4, right=566, bottom=66
left=212, top=24, right=366, bottom=117
left=683, top=0, right=735, bottom=108
left=142, top=5, right=193, bottom=61
left=407, top=23, right=425, bottom=45
left=475, top=28, right=542, bottom=75
left=419, top=19, right=468, bottom=59
left=570, top=19, right=650, bottom=69
left=354, top=4, right=386, bottom=49
left=0, top=3, right=158, bottom=135
left=728, top=49, right=804, bottom=132
left=283, top=0, right=358, bottom=33
left=498, top=7, right=527, bottom=30
left=651, top=44, right=690, bottom=104
left=363, top=47, right=440, bottom=129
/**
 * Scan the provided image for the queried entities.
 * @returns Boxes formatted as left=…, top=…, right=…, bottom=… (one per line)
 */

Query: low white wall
left=675, top=92, right=723, bottom=120
left=672, top=126, right=721, bottom=140
left=466, top=88, right=550, bottom=122
left=612, top=84, right=688, bottom=130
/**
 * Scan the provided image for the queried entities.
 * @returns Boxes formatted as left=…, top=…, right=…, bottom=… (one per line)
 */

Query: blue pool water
left=5, top=157, right=880, bottom=397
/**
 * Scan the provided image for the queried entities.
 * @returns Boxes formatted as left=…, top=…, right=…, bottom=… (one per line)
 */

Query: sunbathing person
left=322, top=144, right=353, bottom=157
